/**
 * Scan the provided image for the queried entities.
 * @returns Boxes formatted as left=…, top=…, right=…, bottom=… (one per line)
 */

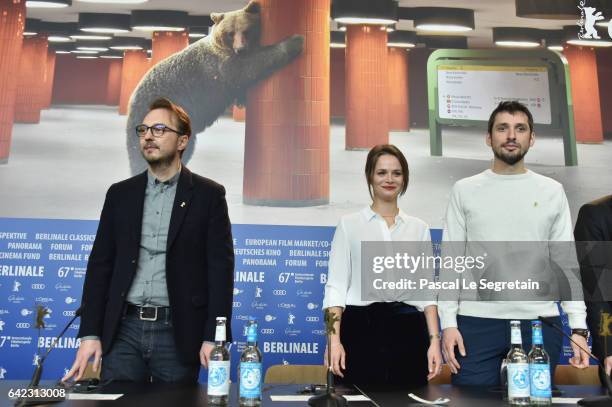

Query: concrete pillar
left=564, top=44, right=604, bottom=143
left=233, top=105, right=245, bottom=122
left=330, top=47, right=345, bottom=119
left=106, top=58, right=122, bottom=106
left=596, top=48, right=612, bottom=135
left=42, top=50, right=56, bottom=109
left=119, top=50, right=150, bottom=115
left=151, top=31, right=189, bottom=66
left=345, top=25, right=388, bottom=149
left=0, top=0, right=26, bottom=163
left=15, top=35, right=48, bottom=123
left=387, top=47, right=409, bottom=131
left=243, top=0, right=330, bottom=206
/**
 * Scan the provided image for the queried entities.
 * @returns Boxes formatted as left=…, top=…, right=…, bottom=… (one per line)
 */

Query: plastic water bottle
left=528, top=320, right=551, bottom=406
left=507, top=321, right=530, bottom=406
left=239, top=317, right=262, bottom=406
left=207, top=317, right=230, bottom=405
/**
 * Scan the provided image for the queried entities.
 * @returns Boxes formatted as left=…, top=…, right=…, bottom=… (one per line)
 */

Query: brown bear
left=126, top=1, right=304, bottom=174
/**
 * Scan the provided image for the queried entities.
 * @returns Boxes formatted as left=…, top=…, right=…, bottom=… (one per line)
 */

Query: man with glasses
left=63, top=97, right=234, bottom=383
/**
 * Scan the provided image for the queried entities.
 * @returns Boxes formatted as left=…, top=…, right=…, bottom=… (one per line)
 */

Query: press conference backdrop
left=0, top=218, right=573, bottom=383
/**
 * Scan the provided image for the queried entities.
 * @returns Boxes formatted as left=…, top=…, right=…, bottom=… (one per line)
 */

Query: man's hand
left=427, top=339, right=444, bottom=380
left=199, top=342, right=215, bottom=369
left=605, top=356, right=612, bottom=376
left=62, top=339, right=102, bottom=382
left=324, top=342, right=346, bottom=378
left=569, top=334, right=590, bottom=369
left=442, top=327, right=466, bottom=374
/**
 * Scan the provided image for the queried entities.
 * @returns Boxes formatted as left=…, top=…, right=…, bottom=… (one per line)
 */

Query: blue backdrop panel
left=0, top=218, right=573, bottom=383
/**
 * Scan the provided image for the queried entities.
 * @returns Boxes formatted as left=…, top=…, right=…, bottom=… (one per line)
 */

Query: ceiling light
left=493, top=27, right=542, bottom=48
left=77, top=0, right=147, bottom=3
left=330, top=31, right=345, bottom=48
left=413, top=7, right=475, bottom=32
left=48, top=36, right=73, bottom=43
left=26, top=0, right=70, bottom=8
left=79, top=13, right=131, bottom=34
left=70, top=34, right=112, bottom=40
left=24, top=19, right=41, bottom=36
left=76, top=56, right=98, bottom=59
left=563, top=24, right=612, bottom=47
left=131, top=10, right=188, bottom=32
left=188, top=14, right=213, bottom=37
left=100, top=50, right=124, bottom=59
left=332, top=0, right=397, bottom=26
left=71, top=50, right=99, bottom=54
left=109, top=36, right=148, bottom=50
left=542, top=29, right=564, bottom=51
left=387, top=30, right=416, bottom=48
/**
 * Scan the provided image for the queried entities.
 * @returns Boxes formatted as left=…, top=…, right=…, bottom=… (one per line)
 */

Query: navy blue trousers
left=101, top=312, right=200, bottom=383
left=452, top=315, right=563, bottom=386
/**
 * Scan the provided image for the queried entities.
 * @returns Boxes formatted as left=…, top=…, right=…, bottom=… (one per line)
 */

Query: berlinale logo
left=578, top=1, right=612, bottom=40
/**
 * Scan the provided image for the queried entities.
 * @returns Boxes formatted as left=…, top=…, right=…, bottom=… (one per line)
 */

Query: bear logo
left=581, top=6, right=604, bottom=39
left=126, top=1, right=304, bottom=174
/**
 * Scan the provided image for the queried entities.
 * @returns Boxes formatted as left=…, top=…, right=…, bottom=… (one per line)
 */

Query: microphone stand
left=15, top=306, right=82, bottom=407
left=539, top=316, right=612, bottom=407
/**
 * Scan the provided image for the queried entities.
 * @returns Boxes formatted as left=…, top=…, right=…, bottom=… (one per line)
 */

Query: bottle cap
left=216, top=316, right=227, bottom=322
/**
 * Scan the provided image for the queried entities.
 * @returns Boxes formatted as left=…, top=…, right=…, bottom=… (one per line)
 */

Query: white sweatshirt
left=439, top=169, right=587, bottom=330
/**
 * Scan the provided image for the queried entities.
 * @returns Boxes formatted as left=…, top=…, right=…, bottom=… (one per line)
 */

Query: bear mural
left=126, top=1, right=304, bottom=174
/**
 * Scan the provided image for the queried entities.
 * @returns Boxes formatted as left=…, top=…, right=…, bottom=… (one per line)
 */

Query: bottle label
left=239, top=362, right=262, bottom=398
left=511, top=327, right=522, bottom=345
left=246, top=323, right=258, bottom=343
left=507, top=363, right=530, bottom=398
left=208, top=360, right=230, bottom=396
left=215, top=324, right=226, bottom=342
left=532, top=327, right=543, bottom=345
left=529, top=363, right=551, bottom=398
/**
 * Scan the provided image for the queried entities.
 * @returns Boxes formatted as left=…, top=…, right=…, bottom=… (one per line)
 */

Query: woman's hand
left=324, top=341, right=346, bottom=377
left=427, top=338, right=443, bottom=380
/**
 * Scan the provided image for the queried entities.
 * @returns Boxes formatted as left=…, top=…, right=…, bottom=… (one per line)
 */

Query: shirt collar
left=147, top=165, right=181, bottom=187
left=361, top=206, right=408, bottom=224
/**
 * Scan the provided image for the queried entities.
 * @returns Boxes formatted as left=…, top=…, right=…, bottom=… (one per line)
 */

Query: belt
left=125, top=304, right=171, bottom=321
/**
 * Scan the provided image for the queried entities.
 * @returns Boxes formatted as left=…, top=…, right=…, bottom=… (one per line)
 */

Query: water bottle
left=207, top=317, right=230, bottom=405
left=239, top=317, right=262, bottom=406
left=506, top=321, right=530, bottom=406
left=528, top=320, right=551, bottom=406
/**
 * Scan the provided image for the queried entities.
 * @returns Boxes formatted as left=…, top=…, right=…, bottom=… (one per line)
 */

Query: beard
left=492, top=143, right=529, bottom=166
left=140, top=143, right=176, bottom=167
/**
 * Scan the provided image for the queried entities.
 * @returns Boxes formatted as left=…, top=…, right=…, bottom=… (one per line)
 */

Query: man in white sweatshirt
left=440, top=101, right=590, bottom=385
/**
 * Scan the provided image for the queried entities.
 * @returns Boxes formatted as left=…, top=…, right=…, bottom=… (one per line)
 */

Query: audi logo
left=31, top=284, right=46, bottom=290
left=272, top=290, right=287, bottom=296
left=16, top=323, right=30, bottom=328
left=63, top=311, right=76, bottom=316
left=260, top=329, right=275, bottom=334
left=232, top=302, right=242, bottom=308
left=306, top=317, right=320, bottom=322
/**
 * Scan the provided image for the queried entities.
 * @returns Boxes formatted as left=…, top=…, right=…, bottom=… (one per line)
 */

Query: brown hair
left=364, top=144, right=409, bottom=199
left=148, top=97, right=192, bottom=138
left=487, top=100, right=534, bottom=135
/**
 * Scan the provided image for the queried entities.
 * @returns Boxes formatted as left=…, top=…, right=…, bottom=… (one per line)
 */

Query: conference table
left=0, top=381, right=608, bottom=406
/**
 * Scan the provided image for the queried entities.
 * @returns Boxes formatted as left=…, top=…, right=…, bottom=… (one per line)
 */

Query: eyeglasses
left=135, top=123, right=181, bottom=138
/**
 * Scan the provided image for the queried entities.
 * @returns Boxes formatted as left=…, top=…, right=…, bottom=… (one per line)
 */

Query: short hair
left=364, top=144, right=409, bottom=199
left=148, top=97, right=192, bottom=138
left=487, top=101, right=534, bottom=135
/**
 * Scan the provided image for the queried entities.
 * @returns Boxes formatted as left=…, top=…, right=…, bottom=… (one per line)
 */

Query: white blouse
left=323, top=206, right=436, bottom=311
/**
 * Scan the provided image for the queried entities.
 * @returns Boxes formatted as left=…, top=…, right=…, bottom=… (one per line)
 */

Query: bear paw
left=282, top=34, right=305, bottom=60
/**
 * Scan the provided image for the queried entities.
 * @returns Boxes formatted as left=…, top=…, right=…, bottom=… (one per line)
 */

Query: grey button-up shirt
left=126, top=169, right=180, bottom=306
